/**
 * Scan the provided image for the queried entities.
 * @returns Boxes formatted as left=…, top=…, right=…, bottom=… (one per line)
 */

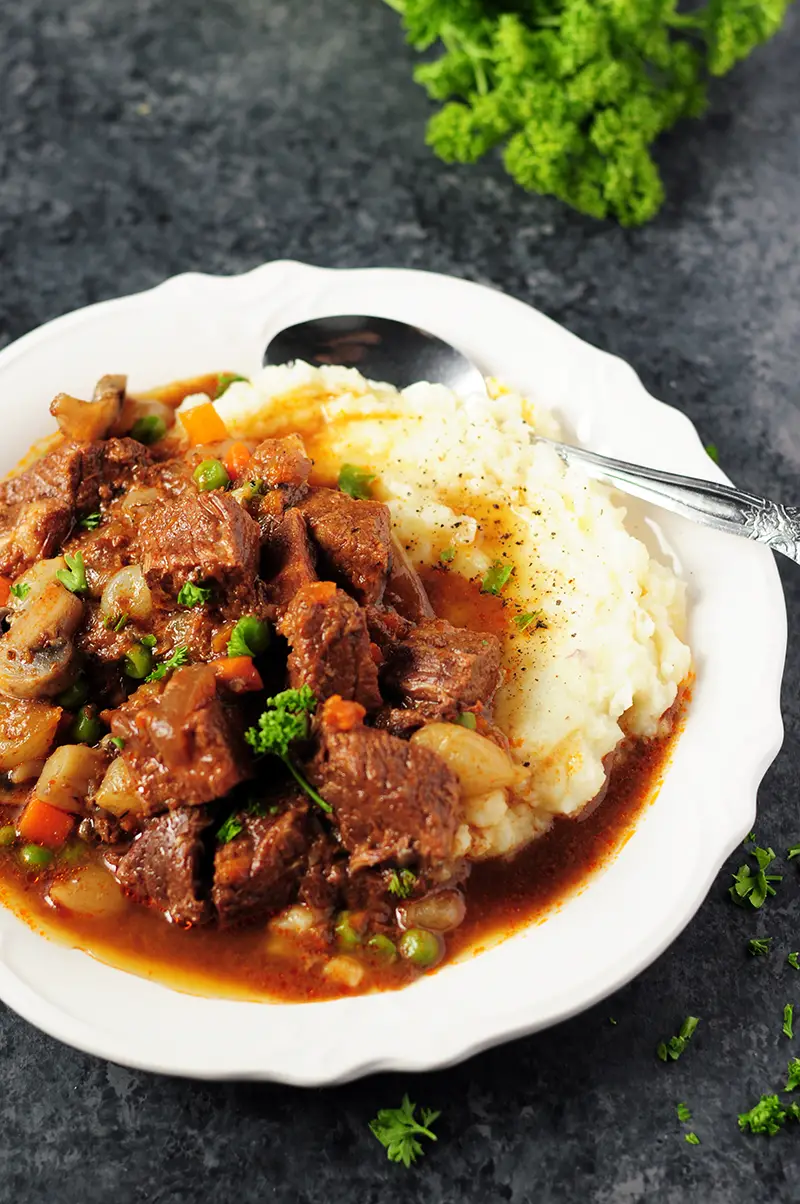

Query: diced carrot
left=0, top=576, right=11, bottom=606
left=323, top=694, right=366, bottom=732
left=304, top=581, right=338, bottom=603
left=369, top=641, right=383, bottom=666
left=178, top=402, right=228, bottom=447
left=213, top=656, right=264, bottom=693
left=224, top=442, right=253, bottom=479
left=17, top=797, right=75, bottom=849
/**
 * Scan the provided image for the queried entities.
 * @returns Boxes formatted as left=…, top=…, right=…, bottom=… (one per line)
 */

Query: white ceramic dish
left=0, top=262, right=786, bottom=1083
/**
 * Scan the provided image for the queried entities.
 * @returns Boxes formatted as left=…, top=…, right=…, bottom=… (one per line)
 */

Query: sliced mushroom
left=50, top=373, right=126, bottom=442
left=0, top=579, right=84, bottom=699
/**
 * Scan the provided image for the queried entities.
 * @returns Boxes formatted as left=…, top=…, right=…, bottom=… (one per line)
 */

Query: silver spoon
left=265, top=315, right=800, bottom=564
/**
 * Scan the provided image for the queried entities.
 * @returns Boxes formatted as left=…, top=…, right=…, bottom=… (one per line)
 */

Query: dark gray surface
left=1, top=2, right=799, bottom=1201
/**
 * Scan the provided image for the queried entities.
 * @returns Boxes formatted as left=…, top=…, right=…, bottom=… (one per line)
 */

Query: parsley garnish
left=145, top=645, right=189, bottom=683
left=748, top=937, right=772, bottom=957
left=676, top=1103, right=692, bottom=1122
left=513, top=611, right=544, bottom=632
left=338, top=463, right=376, bottom=501
left=217, top=813, right=244, bottom=844
left=227, top=615, right=270, bottom=658
left=215, top=373, right=249, bottom=399
left=684, top=1132, right=700, bottom=1146
left=110, top=736, right=125, bottom=751
left=140, top=635, right=157, bottom=648
left=788, top=843, right=800, bottom=860
left=388, top=869, right=417, bottom=899
left=80, top=511, right=102, bottom=530
left=10, top=582, right=31, bottom=600
left=746, top=831, right=757, bottom=844
left=729, top=845, right=782, bottom=908
left=481, top=560, right=513, bottom=595
left=786, top=1058, right=800, bottom=1092
left=784, top=1003, right=794, bottom=1039
left=609, top=1017, right=617, bottom=1026
left=177, top=581, right=212, bottom=608
left=657, top=1016, right=699, bottom=1063
left=789, top=953, right=800, bottom=971
left=738, top=1095, right=800, bottom=1136
left=56, top=551, right=88, bottom=595
left=368, top=1095, right=440, bottom=1168
left=705, top=444, right=720, bottom=465
left=245, top=687, right=331, bottom=813
left=439, top=546, right=455, bottom=564
left=104, top=611, right=129, bottom=632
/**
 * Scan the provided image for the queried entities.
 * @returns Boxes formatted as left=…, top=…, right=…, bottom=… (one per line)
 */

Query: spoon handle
left=537, top=436, right=800, bottom=565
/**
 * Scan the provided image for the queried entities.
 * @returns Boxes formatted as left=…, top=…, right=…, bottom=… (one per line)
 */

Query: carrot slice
left=224, top=442, right=253, bottom=479
left=213, top=656, right=264, bottom=693
left=178, top=402, right=228, bottom=447
left=0, top=576, right=11, bottom=606
left=323, top=695, right=366, bottom=732
left=17, top=798, right=75, bottom=848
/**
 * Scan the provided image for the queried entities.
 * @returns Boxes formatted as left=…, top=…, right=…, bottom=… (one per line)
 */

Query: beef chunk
left=372, top=705, right=428, bottom=740
left=299, top=488, right=392, bottom=605
left=250, top=434, right=312, bottom=509
left=279, top=581, right=382, bottom=711
left=0, top=438, right=146, bottom=576
left=308, top=706, right=461, bottom=871
left=107, top=665, right=249, bottom=813
left=110, top=807, right=212, bottom=926
left=138, top=490, right=260, bottom=600
left=383, top=537, right=435, bottom=623
left=261, top=508, right=317, bottom=611
left=381, top=619, right=502, bottom=719
left=298, top=831, right=347, bottom=911
left=212, top=793, right=310, bottom=926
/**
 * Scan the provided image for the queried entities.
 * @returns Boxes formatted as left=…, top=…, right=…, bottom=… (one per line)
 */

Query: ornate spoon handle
left=537, top=437, right=800, bottom=564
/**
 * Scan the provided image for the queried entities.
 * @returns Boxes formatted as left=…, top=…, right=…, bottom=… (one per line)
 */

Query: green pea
left=335, top=911, right=362, bottom=951
left=0, top=825, right=17, bottom=848
left=193, top=458, right=230, bottom=492
left=72, top=706, right=104, bottom=746
left=131, top=414, right=167, bottom=445
left=456, top=712, right=477, bottom=730
left=56, top=677, right=90, bottom=710
left=366, top=934, right=398, bottom=965
left=398, top=927, right=443, bottom=969
left=20, top=844, right=53, bottom=870
left=124, top=643, right=153, bottom=680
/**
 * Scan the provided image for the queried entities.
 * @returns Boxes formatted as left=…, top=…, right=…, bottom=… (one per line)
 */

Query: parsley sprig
left=738, top=1094, right=800, bottom=1136
left=245, top=687, right=331, bottom=813
left=146, top=645, right=190, bottom=683
left=10, top=582, right=30, bottom=600
left=748, top=938, right=772, bottom=957
left=56, top=551, right=88, bottom=595
left=388, top=869, right=417, bottom=899
left=481, top=560, right=513, bottom=595
left=369, top=1095, right=440, bottom=1168
left=177, top=581, right=212, bottom=608
left=338, top=463, right=376, bottom=501
left=729, top=845, right=782, bottom=908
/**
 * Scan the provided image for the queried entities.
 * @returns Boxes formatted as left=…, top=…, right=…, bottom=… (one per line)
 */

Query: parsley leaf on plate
left=729, top=845, right=782, bottom=908
left=369, top=1094, right=440, bottom=1168
left=684, top=1132, right=700, bottom=1146
left=338, top=463, right=376, bottom=500
left=481, top=560, right=513, bottom=595
left=738, top=1094, right=789, bottom=1136
left=56, top=551, right=88, bottom=595
left=676, top=1102, right=692, bottom=1122
left=657, top=1016, right=699, bottom=1063
left=748, top=937, right=772, bottom=957
left=789, top=953, right=800, bottom=971
left=10, top=582, right=30, bottom=600
left=786, top=1058, right=800, bottom=1092
left=788, top=843, right=800, bottom=860
left=784, top=1003, right=794, bottom=1039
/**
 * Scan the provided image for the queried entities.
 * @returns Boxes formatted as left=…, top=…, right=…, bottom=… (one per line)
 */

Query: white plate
left=0, top=262, right=786, bottom=1083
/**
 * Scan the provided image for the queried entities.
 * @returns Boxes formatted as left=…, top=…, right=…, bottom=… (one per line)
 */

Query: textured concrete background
left=1, top=2, right=800, bottom=1201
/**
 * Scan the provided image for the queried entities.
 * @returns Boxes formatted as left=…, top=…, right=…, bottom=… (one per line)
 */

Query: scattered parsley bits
left=748, top=937, right=773, bottom=957
left=746, top=832, right=757, bottom=844
left=684, top=1132, right=700, bottom=1146
left=145, top=645, right=190, bottom=683
left=215, top=373, right=249, bottom=399
left=788, top=844, right=800, bottom=860
left=738, top=1094, right=799, bottom=1136
left=676, top=1103, right=692, bottom=1122
left=56, top=551, right=88, bottom=595
left=439, top=546, right=455, bottom=563
left=217, top=813, right=244, bottom=845
left=177, top=581, right=212, bottom=609
left=609, top=1017, right=617, bottom=1026
left=729, top=845, right=782, bottom=908
left=10, top=582, right=30, bottom=600
left=786, top=1058, right=800, bottom=1092
left=79, top=511, right=102, bottom=530
left=369, top=1095, right=440, bottom=1168
left=481, top=560, right=513, bottom=595
left=513, top=611, right=544, bottom=632
left=338, top=463, right=376, bottom=500
left=245, top=687, right=331, bottom=813
left=657, top=1016, right=699, bottom=1063
left=388, top=869, right=417, bottom=899
left=789, top=953, right=800, bottom=971
left=228, top=615, right=270, bottom=658
left=104, top=611, right=129, bottom=632
left=783, top=1004, right=794, bottom=1039
left=705, top=444, right=720, bottom=464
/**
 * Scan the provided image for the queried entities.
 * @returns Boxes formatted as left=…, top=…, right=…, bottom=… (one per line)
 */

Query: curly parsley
left=177, top=581, right=212, bottom=609
left=245, top=687, right=331, bottom=813
left=369, top=1095, right=440, bottom=1167
left=145, top=645, right=190, bottom=683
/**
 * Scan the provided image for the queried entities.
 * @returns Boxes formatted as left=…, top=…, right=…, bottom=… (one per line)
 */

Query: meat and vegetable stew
left=0, top=372, right=680, bottom=1000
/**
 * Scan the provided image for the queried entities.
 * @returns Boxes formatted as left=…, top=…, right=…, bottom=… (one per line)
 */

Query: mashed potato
left=181, top=363, right=691, bottom=859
